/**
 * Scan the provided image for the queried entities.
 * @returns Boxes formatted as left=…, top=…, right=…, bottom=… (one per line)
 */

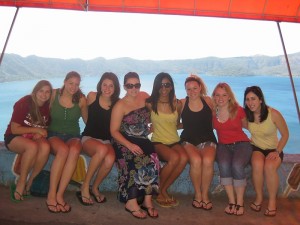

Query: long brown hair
left=30, top=80, right=52, bottom=126
left=60, top=71, right=84, bottom=103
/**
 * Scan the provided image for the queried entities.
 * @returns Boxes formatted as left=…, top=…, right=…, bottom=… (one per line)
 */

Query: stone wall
left=1, top=142, right=299, bottom=198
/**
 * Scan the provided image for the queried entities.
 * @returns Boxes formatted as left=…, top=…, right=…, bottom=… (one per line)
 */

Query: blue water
left=1, top=74, right=299, bottom=154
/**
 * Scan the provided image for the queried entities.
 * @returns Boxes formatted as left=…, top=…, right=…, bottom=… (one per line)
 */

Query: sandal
left=192, top=199, right=203, bottom=209
left=76, top=191, right=93, bottom=206
left=46, top=202, right=60, bottom=213
left=202, top=201, right=213, bottom=210
left=250, top=202, right=262, bottom=212
left=225, top=203, right=235, bottom=215
left=235, top=204, right=244, bottom=216
left=57, top=202, right=71, bottom=213
left=125, top=207, right=147, bottom=219
left=141, top=205, right=159, bottom=218
left=90, top=191, right=107, bottom=203
left=264, top=208, right=277, bottom=217
left=10, top=184, right=23, bottom=203
left=154, top=197, right=173, bottom=208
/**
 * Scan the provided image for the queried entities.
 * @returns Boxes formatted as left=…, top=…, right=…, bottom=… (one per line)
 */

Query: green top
left=48, top=89, right=81, bottom=135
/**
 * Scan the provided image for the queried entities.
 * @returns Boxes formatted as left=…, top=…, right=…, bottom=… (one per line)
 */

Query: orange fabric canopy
left=1, top=0, right=300, bottom=23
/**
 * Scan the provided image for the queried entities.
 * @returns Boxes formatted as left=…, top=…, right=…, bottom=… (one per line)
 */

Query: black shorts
left=152, top=141, right=180, bottom=148
left=252, top=144, right=284, bottom=161
left=4, top=134, right=19, bottom=149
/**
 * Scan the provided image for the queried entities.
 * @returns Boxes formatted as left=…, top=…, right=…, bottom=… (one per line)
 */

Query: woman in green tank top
left=46, top=71, right=88, bottom=213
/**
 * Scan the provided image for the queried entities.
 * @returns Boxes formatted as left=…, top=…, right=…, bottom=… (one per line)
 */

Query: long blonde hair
left=212, top=82, right=239, bottom=119
left=30, top=80, right=52, bottom=126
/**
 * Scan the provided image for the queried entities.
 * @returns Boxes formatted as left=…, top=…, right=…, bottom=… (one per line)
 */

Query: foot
left=76, top=191, right=93, bottom=206
left=264, top=208, right=277, bottom=217
left=224, top=203, right=235, bottom=215
left=234, top=204, right=244, bottom=216
left=46, top=201, right=60, bottom=213
left=250, top=202, right=262, bottom=212
left=90, top=189, right=106, bottom=203
left=140, top=205, right=159, bottom=218
left=202, top=201, right=213, bottom=210
left=192, top=199, right=203, bottom=209
left=57, top=202, right=71, bottom=213
left=125, top=207, right=147, bottom=219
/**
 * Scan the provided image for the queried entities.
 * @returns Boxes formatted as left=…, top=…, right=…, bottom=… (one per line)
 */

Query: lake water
left=1, top=74, right=299, bottom=154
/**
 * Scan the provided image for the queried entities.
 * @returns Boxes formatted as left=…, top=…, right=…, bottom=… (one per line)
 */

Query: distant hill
left=0, top=53, right=299, bottom=82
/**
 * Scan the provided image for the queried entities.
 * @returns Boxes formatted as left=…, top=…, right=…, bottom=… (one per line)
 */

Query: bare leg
left=91, top=145, right=115, bottom=202
left=184, top=144, right=202, bottom=206
left=251, top=152, right=265, bottom=206
left=26, top=138, right=50, bottom=192
left=8, top=137, right=38, bottom=200
left=47, top=137, right=69, bottom=211
left=224, top=185, right=236, bottom=214
left=56, top=138, right=81, bottom=211
left=155, top=144, right=188, bottom=200
left=264, top=157, right=281, bottom=214
left=200, top=146, right=216, bottom=205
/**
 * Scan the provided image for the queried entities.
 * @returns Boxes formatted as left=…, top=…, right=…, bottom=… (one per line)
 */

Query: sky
left=1, top=6, right=300, bottom=61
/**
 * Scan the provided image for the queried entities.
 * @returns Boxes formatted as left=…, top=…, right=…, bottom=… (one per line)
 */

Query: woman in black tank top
left=77, top=72, right=120, bottom=206
left=180, top=75, right=217, bottom=210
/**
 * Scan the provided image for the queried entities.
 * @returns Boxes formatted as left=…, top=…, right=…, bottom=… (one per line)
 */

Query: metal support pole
left=0, top=7, right=19, bottom=66
left=277, top=22, right=300, bottom=123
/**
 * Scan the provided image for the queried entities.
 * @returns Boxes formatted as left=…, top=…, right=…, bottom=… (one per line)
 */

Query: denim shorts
left=48, top=131, right=81, bottom=142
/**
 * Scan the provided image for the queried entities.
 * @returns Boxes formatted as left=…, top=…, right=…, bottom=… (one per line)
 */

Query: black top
left=180, top=96, right=217, bottom=146
left=82, top=93, right=112, bottom=140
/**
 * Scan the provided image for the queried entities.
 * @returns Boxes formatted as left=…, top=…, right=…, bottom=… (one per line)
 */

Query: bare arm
left=272, top=108, right=289, bottom=153
left=80, top=95, right=88, bottom=124
left=110, top=100, right=144, bottom=155
left=10, top=122, right=47, bottom=137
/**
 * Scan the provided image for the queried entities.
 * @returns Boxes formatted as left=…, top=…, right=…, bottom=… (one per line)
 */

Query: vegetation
left=0, top=52, right=299, bottom=82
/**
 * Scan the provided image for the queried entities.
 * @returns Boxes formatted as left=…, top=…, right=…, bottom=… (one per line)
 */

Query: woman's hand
left=128, top=143, right=144, bottom=155
left=266, top=151, right=280, bottom=160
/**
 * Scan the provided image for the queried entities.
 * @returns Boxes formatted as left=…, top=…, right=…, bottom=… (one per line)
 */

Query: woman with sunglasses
left=212, top=83, right=252, bottom=216
left=77, top=72, right=120, bottom=205
left=146, top=72, right=188, bottom=208
left=244, top=86, right=289, bottom=217
left=111, top=72, right=159, bottom=219
left=180, top=74, right=217, bottom=210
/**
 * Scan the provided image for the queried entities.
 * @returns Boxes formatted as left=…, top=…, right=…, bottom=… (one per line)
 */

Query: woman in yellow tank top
left=244, top=86, right=289, bottom=217
left=146, top=72, right=188, bottom=208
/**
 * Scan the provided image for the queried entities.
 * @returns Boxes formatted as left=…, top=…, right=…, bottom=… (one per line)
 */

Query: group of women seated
left=4, top=71, right=289, bottom=219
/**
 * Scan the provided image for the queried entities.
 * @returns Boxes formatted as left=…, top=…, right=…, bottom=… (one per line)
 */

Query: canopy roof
left=1, top=0, right=300, bottom=23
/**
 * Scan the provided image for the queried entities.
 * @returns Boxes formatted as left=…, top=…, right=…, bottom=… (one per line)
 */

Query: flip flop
left=264, top=208, right=277, bottom=217
left=202, top=201, right=213, bottom=210
left=45, top=201, right=60, bottom=213
left=90, top=192, right=107, bottom=203
left=234, top=204, right=244, bottom=216
left=192, top=199, right=203, bottom=209
left=10, top=183, right=23, bottom=203
left=141, top=205, right=159, bottom=218
left=225, top=203, right=235, bottom=215
left=125, top=207, right=147, bottom=219
left=76, top=191, right=93, bottom=206
left=250, top=202, right=262, bottom=212
left=57, top=202, right=72, bottom=213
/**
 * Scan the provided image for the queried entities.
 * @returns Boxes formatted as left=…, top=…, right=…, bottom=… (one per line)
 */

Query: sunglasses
left=125, top=83, right=141, bottom=89
left=161, top=83, right=172, bottom=88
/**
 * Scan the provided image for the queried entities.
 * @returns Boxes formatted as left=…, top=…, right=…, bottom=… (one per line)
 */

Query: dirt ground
left=0, top=184, right=299, bottom=225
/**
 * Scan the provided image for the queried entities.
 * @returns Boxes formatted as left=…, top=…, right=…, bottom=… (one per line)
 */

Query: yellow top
left=151, top=110, right=180, bottom=145
left=248, top=108, right=278, bottom=150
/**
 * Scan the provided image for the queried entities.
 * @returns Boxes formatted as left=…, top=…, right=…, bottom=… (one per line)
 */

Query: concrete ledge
left=0, top=142, right=299, bottom=198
